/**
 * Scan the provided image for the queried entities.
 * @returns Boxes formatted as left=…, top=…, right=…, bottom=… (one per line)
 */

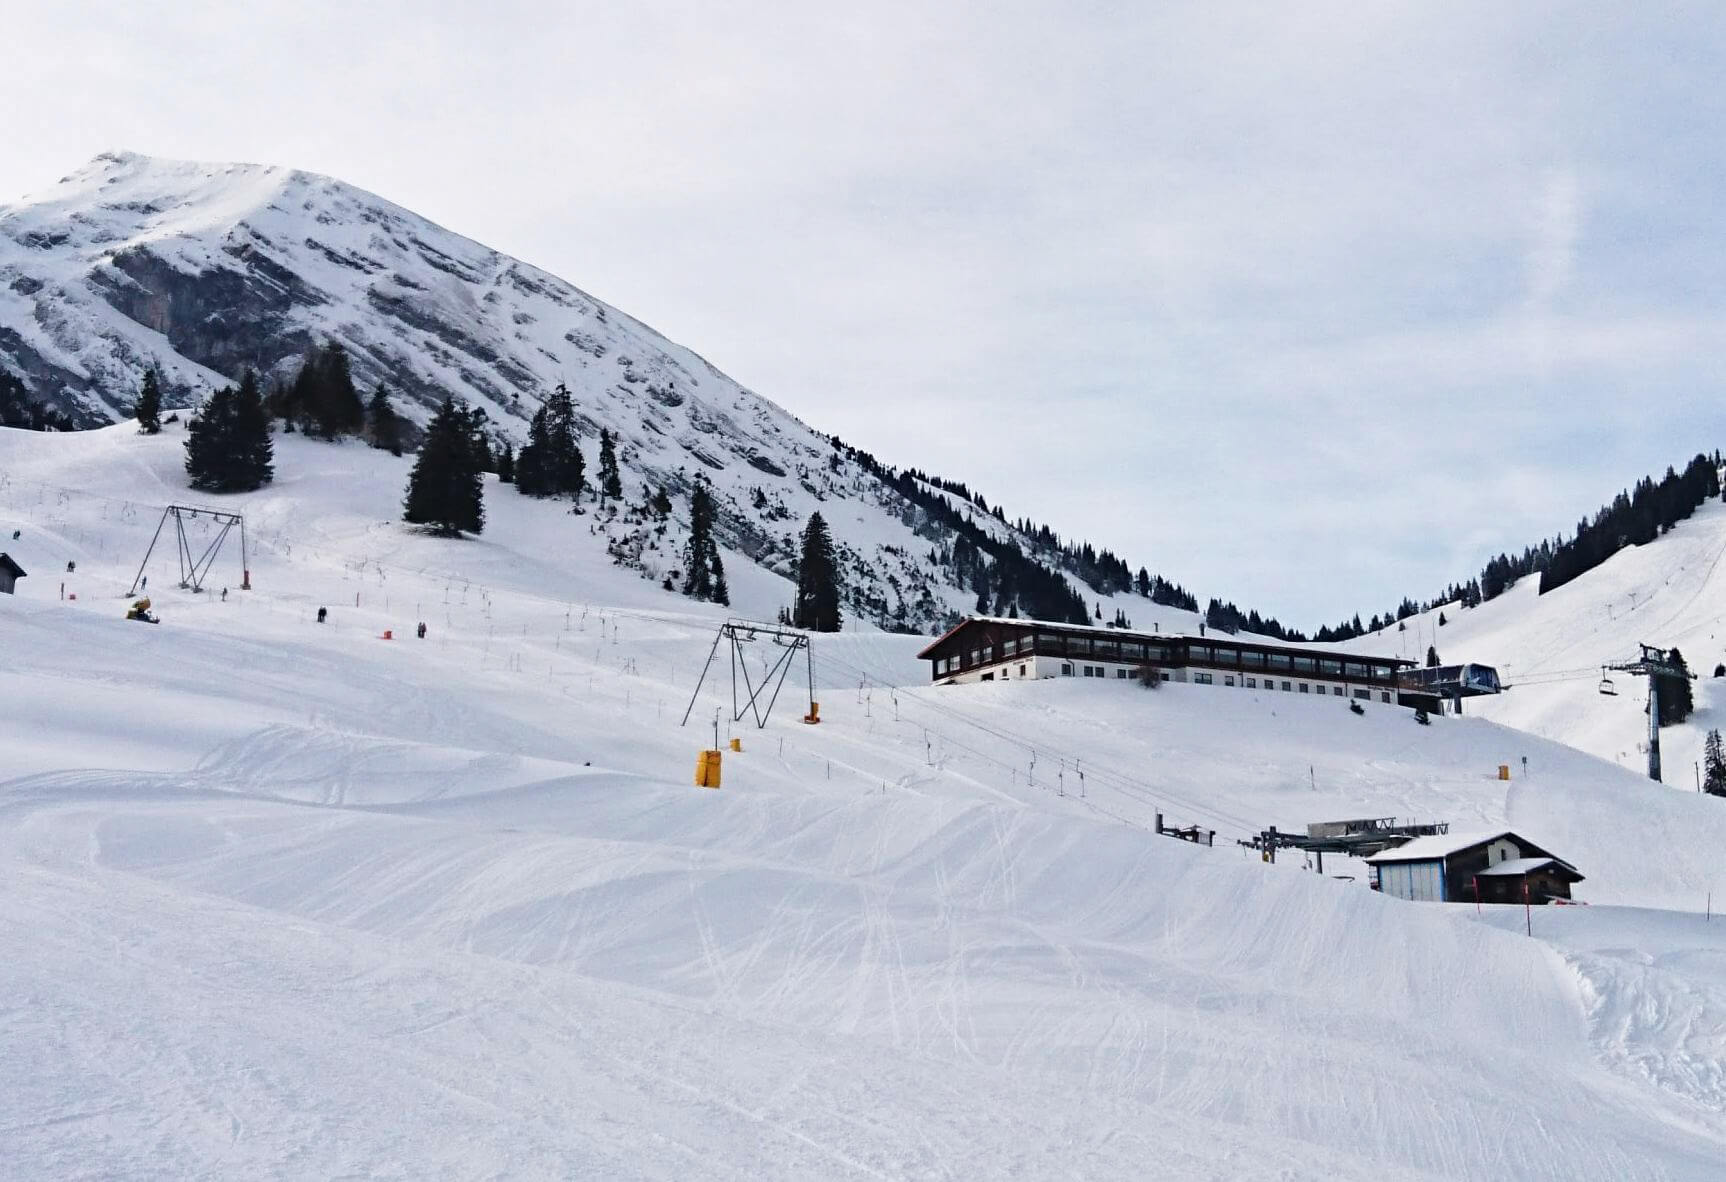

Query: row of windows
left=936, top=635, right=1400, bottom=683
left=953, top=658, right=1391, bottom=703
left=1059, top=664, right=1133, bottom=679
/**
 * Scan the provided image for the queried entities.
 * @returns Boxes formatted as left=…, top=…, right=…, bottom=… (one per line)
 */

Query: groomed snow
left=5, top=423, right=1726, bottom=1178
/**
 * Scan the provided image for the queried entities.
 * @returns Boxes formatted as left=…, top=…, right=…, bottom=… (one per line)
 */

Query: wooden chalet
left=1365, top=830, right=1583, bottom=904
left=0, top=552, right=25, bottom=595
left=916, top=615, right=1415, bottom=703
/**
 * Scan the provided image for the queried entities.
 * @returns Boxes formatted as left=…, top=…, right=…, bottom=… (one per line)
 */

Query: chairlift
left=1598, top=674, right=1617, bottom=697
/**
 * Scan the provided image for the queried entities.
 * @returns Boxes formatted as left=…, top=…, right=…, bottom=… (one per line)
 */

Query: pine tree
left=1704, top=729, right=1726, bottom=796
left=184, top=386, right=234, bottom=491
left=496, top=441, right=515, bottom=484
left=792, top=511, right=843, bottom=631
left=681, top=481, right=726, bottom=602
left=652, top=485, right=673, bottom=517
left=185, top=370, right=273, bottom=493
left=711, top=550, right=730, bottom=607
left=367, top=385, right=402, bottom=454
left=231, top=369, right=275, bottom=489
left=515, top=406, right=553, bottom=496
left=136, top=366, right=163, bottom=435
left=1426, top=645, right=1441, bottom=668
left=300, top=343, right=365, bottom=439
left=515, top=385, right=584, bottom=498
left=1657, top=647, right=1694, bottom=726
left=403, top=398, right=485, bottom=536
left=598, top=427, right=623, bottom=501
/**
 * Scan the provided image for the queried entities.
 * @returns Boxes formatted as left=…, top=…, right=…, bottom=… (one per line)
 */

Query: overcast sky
left=7, top=2, right=1726, bottom=626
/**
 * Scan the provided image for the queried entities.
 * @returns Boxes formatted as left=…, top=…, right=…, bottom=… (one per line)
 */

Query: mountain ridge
left=0, top=151, right=1206, bottom=634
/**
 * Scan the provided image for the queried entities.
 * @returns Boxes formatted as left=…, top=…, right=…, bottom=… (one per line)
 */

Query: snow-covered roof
left=1478, top=856, right=1583, bottom=880
left=1365, top=830, right=1553, bottom=864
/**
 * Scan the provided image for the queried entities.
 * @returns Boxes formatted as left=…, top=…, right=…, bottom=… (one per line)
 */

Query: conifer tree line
left=1317, top=450, right=1723, bottom=642
left=1537, top=455, right=1721, bottom=594
left=0, top=370, right=75, bottom=431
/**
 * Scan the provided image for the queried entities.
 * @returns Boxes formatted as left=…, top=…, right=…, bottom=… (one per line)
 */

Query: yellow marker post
left=695, top=750, right=723, bottom=788
left=729, top=737, right=742, bottom=753
left=1498, top=764, right=1510, bottom=781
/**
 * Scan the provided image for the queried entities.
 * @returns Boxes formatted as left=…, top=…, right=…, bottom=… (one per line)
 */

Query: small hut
left=1366, top=830, right=1583, bottom=904
left=0, top=553, right=25, bottom=595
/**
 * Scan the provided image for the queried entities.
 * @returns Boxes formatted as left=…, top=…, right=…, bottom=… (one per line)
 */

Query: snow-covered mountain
left=0, top=151, right=1199, bottom=634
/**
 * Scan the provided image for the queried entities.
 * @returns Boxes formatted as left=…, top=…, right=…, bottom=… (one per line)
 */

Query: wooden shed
left=0, top=552, right=25, bottom=595
left=1365, top=830, right=1582, bottom=904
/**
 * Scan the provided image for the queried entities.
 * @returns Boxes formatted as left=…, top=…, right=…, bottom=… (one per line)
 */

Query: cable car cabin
left=1394, top=663, right=1503, bottom=715
left=916, top=615, right=1414, bottom=703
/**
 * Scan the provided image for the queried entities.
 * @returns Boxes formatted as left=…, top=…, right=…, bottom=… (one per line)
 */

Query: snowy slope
left=6, top=424, right=1726, bottom=1177
left=1341, top=496, right=1726, bottom=792
left=0, top=151, right=1206, bottom=636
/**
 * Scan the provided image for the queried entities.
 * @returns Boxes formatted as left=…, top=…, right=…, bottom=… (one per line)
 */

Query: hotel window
left=1245, top=677, right=1256, bottom=689
left=1282, top=681, right=1292, bottom=691
left=1116, top=668, right=1130, bottom=679
left=1299, top=683, right=1310, bottom=693
left=1090, top=665, right=1103, bottom=677
left=1020, top=664, right=1029, bottom=677
left=1194, top=672, right=1214, bottom=685
left=1292, top=657, right=1316, bottom=674
left=1354, top=689, right=1369, bottom=699
left=1224, top=676, right=1236, bottom=687
left=1061, top=663, right=1073, bottom=676
left=1380, top=692, right=1391, bottom=703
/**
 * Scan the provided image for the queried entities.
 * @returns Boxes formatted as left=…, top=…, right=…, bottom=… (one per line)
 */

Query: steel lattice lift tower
left=1603, top=643, right=1693, bottom=782
left=681, top=620, right=816, bottom=729
left=127, top=504, right=250, bottom=596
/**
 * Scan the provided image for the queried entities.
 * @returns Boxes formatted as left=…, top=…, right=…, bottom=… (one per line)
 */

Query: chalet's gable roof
left=0, top=552, right=25, bottom=578
left=1365, top=829, right=1559, bottom=865
left=1477, top=856, right=1584, bottom=882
